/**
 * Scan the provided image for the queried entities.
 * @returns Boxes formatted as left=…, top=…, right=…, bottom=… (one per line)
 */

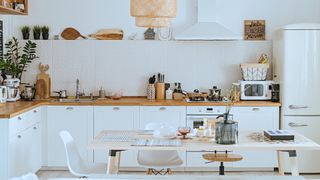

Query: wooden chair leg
left=167, top=168, right=172, bottom=175
left=115, top=151, right=121, bottom=174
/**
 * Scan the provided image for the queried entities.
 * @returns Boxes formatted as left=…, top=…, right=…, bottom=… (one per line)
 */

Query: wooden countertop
left=0, top=98, right=282, bottom=118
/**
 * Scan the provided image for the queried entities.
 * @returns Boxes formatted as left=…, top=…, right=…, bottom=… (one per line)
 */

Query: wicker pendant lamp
left=131, top=0, right=177, bottom=27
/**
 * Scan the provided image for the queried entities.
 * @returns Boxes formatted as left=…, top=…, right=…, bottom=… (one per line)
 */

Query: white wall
left=11, top=0, right=320, bottom=40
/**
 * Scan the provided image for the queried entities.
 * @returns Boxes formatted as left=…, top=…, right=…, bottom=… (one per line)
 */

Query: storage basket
left=240, top=63, right=269, bottom=81
left=135, top=17, right=171, bottom=28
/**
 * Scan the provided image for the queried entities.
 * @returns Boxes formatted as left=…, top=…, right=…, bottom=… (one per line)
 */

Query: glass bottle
left=197, top=126, right=206, bottom=137
left=215, top=113, right=238, bottom=144
left=233, top=83, right=240, bottom=101
left=174, top=82, right=178, bottom=92
left=177, top=83, right=181, bottom=92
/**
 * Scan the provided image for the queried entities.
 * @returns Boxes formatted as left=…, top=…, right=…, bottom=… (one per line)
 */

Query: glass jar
left=233, top=83, right=240, bottom=101
left=215, top=113, right=238, bottom=144
left=197, top=126, right=206, bottom=137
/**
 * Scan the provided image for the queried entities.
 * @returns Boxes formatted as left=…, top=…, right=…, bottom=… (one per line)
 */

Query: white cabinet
left=47, top=106, right=93, bottom=167
left=233, top=106, right=279, bottom=168
left=0, top=107, right=42, bottom=180
left=140, top=106, right=187, bottom=167
left=9, top=122, right=42, bottom=177
left=93, top=106, right=139, bottom=167
left=140, top=106, right=186, bottom=129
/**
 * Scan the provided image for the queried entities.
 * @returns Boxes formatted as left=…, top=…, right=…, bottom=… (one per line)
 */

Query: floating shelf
left=0, top=0, right=28, bottom=15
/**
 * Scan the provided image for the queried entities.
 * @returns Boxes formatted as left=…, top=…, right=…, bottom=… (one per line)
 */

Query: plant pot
left=34, top=33, right=40, bottom=40
left=22, top=33, right=29, bottom=40
left=42, top=34, right=49, bottom=40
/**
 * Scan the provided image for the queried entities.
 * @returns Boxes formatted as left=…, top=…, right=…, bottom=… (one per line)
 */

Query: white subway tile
left=81, top=83, right=95, bottom=95
left=95, top=56, right=108, bottom=69
left=123, top=68, right=140, bottom=83
left=95, top=41, right=109, bottom=55
left=82, top=69, right=95, bottom=83
left=66, top=83, right=76, bottom=96
left=67, top=68, right=81, bottom=83
left=52, top=69, right=67, bottom=83
left=36, top=40, right=52, bottom=56
left=152, top=56, right=167, bottom=69
left=52, top=41, right=67, bottom=55
left=108, top=83, right=123, bottom=93
left=123, top=56, right=138, bottom=69
left=195, top=42, right=211, bottom=56
left=166, top=69, right=181, bottom=83
left=52, top=82, right=67, bottom=92
left=81, top=56, right=95, bottom=69
left=108, top=41, right=123, bottom=55
left=180, top=41, right=195, bottom=56
left=67, top=55, right=81, bottom=69
left=95, top=69, right=109, bottom=83
left=138, top=56, right=153, bottom=69
left=52, top=56, right=67, bottom=69
left=67, top=41, right=82, bottom=55
left=123, top=41, right=138, bottom=56
left=109, top=68, right=123, bottom=83
left=81, top=41, right=95, bottom=55
left=108, top=56, right=123, bottom=68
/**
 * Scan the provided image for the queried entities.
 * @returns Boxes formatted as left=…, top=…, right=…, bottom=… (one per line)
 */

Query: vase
left=42, top=34, right=49, bottom=40
left=215, top=113, right=238, bottom=144
left=22, top=33, right=29, bottom=40
left=147, top=84, right=155, bottom=99
left=34, top=33, right=40, bottom=40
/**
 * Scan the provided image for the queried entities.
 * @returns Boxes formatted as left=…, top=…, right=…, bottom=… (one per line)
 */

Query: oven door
left=187, top=115, right=233, bottom=129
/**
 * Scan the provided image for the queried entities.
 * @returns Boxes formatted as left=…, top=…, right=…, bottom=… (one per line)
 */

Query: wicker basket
left=135, top=17, right=171, bottom=28
left=240, top=63, right=269, bottom=81
left=131, top=0, right=177, bottom=18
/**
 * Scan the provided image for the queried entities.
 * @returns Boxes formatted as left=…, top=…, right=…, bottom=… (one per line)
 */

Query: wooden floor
left=36, top=170, right=320, bottom=180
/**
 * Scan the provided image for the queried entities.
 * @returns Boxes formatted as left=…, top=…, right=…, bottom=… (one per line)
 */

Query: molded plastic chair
left=59, top=130, right=117, bottom=177
left=137, top=123, right=183, bottom=175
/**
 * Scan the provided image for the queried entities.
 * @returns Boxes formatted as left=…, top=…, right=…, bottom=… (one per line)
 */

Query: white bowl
left=153, top=124, right=176, bottom=139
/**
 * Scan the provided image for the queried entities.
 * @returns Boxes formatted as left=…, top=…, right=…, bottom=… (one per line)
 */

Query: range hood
left=175, top=0, right=242, bottom=40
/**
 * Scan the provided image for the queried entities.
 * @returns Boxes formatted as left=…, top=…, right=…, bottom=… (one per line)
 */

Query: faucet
left=76, top=79, right=85, bottom=99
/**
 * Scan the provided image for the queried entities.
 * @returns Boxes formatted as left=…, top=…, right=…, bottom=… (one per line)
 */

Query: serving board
left=88, top=29, right=123, bottom=40
left=61, top=27, right=86, bottom=40
left=36, top=62, right=50, bottom=99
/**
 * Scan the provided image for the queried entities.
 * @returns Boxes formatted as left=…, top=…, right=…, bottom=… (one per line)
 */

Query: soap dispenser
left=166, top=88, right=173, bottom=99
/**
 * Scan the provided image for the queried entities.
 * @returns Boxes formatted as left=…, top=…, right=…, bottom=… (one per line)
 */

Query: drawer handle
left=18, top=117, right=22, bottom=120
left=33, top=127, right=37, bottom=130
left=159, top=107, right=167, bottom=111
left=33, top=110, right=37, bottom=113
left=113, top=107, right=120, bottom=111
left=288, top=122, right=308, bottom=127
left=66, top=107, right=74, bottom=110
left=252, top=108, right=260, bottom=111
left=17, top=135, right=21, bottom=139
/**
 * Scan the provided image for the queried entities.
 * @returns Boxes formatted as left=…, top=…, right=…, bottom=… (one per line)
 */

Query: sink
left=51, top=98, right=96, bottom=102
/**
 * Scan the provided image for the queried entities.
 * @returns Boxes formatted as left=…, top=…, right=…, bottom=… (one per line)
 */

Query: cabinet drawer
left=9, top=107, right=42, bottom=137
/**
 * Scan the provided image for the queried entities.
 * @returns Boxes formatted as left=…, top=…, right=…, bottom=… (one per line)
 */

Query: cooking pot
left=53, top=90, right=68, bottom=98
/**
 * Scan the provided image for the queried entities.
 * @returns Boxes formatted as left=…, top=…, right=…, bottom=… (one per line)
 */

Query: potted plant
left=41, top=26, right=50, bottom=40
left=20, top=25, right=30, bottom=40
left=33, top=25, right=41, bottom=40
left=2, top=37, right=38, bottom=83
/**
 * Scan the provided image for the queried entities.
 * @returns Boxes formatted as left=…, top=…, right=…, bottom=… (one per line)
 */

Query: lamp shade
left=135, top=17, right=171, bottom=28
left=131, top=0, right=177, bottom=18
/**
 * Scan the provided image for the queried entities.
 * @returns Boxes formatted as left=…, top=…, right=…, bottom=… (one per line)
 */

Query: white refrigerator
left=273, top=23, right=320, bottom=173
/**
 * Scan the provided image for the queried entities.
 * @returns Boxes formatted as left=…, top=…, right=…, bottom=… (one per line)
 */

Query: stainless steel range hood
left=175, top=0, right=242, bottom=41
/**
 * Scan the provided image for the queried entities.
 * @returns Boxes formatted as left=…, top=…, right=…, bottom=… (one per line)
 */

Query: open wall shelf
left=0, top=0, right=27, bottom=15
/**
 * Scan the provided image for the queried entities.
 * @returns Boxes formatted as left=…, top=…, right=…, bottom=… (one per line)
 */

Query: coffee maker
left=270, top=84, right=280, bottom=102
left=4, top=78, right=21, bottom=102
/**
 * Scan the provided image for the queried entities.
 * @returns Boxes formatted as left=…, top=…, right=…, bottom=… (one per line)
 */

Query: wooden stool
left=202, top=150, right=243, bottom=175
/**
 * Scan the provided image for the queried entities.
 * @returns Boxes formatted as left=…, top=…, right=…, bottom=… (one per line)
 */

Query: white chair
left=137, top=123, right=183, bottom=175
left=59, top=130, right=117, bottom=177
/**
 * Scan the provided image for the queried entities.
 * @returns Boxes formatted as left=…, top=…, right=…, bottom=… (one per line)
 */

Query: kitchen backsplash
left=21, top=40, right=272, bottom=96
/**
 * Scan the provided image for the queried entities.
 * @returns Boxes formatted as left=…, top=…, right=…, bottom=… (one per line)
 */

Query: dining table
left=87, top=130, right=320, bottom=176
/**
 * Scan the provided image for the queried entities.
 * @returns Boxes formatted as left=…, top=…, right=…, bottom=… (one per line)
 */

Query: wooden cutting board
left=88, top=29, right=123, bottom=40
left=35, top=79, right=47, bottom=99
left=61, top=28, right=86, bottom=40
left=37, top=62, right=50, bottom=99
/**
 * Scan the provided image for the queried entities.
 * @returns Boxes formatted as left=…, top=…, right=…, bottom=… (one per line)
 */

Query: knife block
left=156, top=83, right=165, bottom=100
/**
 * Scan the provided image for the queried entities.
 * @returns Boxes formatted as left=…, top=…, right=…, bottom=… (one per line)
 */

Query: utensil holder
left=156, top=83, right=165, bottom=100
left=147, top=84, right=156, bottom=99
